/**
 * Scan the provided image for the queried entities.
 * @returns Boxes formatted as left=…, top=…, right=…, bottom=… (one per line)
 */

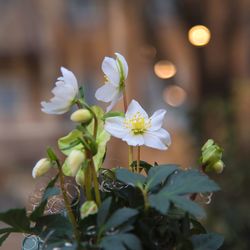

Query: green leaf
left=191, top=233, right=224, bottom=250
left=101, top=233, right=142, bottom=250
left=105, top=208, right=138, bottom=231
left=0, top=208, right=30, bottom=232
left=36, top=214, right=73, bottom=241
left=116, top=168, right=146, bottom=186
left=97, top=197, right=112, bottom=227
left=162, top=170, right=220, bottom=194
left=148, top=170, right=219, bottom=217
left=103, top=111, right=125, bottom=120
left=148, top=194, right=170, bottom=214
left=119, top=233, right=142, bottom=250
left=0, top=233, right=10, bottom=247
left=146, top=164, right=178, bottom=190
left=58, top=130, right=83, bottom=156
left=47, top=147, right=58, bottom=161
left=87, top=106, right=111, bottom=170
left=170, top=196, right=205, bottom=218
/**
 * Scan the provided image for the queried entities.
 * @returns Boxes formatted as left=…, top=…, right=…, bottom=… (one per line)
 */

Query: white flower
left=41, top=67, right=79, bottom=114
left=32, top=158, right=52, bottom=178
left=104, top=100, right=171, bottom=150
left=95, top=52, right=128, bottom=112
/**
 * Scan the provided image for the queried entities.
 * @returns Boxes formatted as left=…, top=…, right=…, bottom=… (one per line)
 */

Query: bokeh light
left=163, top=85, right=187, bottom=107
left=154, top=60, right=176, bottom=79
left=188, top=25, right=211, bottom=47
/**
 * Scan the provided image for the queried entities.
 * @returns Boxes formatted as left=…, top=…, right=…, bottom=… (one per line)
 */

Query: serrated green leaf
left=116, top=168, right=146, bottom=186
left=191, top=233, right=224, bottom=250
left=97, top=197, right=112, bottom=227
left=162, top=170, right=220, bottom=194
left=148, top=170, right=219, bottom=217
left=147, top=164, right=178, bottom=190
left=105, top=208, right=138, bottom=231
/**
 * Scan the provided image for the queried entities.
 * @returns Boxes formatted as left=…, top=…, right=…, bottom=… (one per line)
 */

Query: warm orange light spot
left=163, top=85, right=187, bottom=107
left=154, top=60, right=176, bottom=79
left=188, top=25, right=211, bottom=47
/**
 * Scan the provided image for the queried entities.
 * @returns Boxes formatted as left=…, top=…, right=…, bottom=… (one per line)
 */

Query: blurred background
left=0, top=0, right=250, bottom=249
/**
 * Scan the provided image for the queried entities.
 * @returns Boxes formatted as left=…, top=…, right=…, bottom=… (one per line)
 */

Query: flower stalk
left=57, top=160, right=80, bottom=241
left=137, top=146, right=140, bottom=173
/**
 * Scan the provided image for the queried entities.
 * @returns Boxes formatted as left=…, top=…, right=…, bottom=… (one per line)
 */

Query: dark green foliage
left=0, top=163, right=223, bottom=249
left=191, top=233, right=224, bottom=250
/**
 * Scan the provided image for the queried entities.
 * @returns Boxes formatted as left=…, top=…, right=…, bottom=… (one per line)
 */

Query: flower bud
left=212, top=160, right=225, bottom=174
left=70, top=109, right=92, bottom=123
left=80, top=201, right=98, bottom=219
left=32, top=158, right=52, bottom=178
left=62, top=150, right=85, bottom=177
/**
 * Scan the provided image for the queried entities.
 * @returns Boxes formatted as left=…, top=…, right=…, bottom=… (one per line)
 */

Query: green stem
left=129, top=146, right=133, bottom=172
left=137, top=146, right=140, bottom=173
left=90, top=158, right=101, bottom=207
left=84, top=163, right=93, bottom=201
left=58, top=164, right=80, bottom=241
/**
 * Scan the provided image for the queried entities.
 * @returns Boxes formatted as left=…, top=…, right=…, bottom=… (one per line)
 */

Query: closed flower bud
left=62, top=150, right=85, bottom=177
left=212, top=160, right=225, bottom=174
left=70, top=109, right=92, bottom=123
left=32, top=158, right=52, bottom=178
left=80, top=201, right=98, bottom=219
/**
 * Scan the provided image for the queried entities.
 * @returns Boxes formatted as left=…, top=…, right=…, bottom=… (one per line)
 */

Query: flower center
left=124, top=112, right=151, bottom=135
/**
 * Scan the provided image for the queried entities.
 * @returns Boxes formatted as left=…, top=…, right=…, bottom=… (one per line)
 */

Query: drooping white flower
left=104, top=100, right=171, bottom=150
left=95, top=52, right=128, bottom=112
left=41, top=67, right=79, bottom=115
left=32, top=158, right=52, bottom=178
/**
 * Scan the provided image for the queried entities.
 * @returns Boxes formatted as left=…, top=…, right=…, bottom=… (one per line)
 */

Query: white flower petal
left=143, top=132, right=168, bottom=150
left=115, top=52, right=128, bottom=79
left=41, top=67, right=79, bottom=115
left=104, top=117, right=128, bottom=138
left=148, top=128, right=171, bottom=147
left=52, top=84, right=75, bottom=101
left=149, top=109, right=166, bottom=131
left=60, top=67, right=78, bottom=92
left=102, top=57, right=120, bottom=86
left=106, top=92, right=122, bottom=112
left=95, top=83, right=118, bottom=102
left=122, top=133, right=144, bottom=146
left=126, top=100, right=148, bottom=119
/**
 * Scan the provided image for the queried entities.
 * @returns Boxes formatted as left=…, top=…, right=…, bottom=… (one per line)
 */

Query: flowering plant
left=0, top=53, right=225, bottom=250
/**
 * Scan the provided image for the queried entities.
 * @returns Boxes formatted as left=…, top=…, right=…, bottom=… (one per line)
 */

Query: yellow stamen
left=124, top=112, right=151, bottom=135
